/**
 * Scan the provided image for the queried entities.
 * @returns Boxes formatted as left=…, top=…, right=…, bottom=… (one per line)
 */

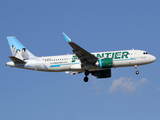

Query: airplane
left=6, top=33, right=156, bottom=82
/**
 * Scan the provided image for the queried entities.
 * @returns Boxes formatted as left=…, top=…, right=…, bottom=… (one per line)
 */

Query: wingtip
left=7, top=36, right=16, bottom=38
left=62, top=32, right=65, bottom=35
left=62, top=32, right=72, bottom=42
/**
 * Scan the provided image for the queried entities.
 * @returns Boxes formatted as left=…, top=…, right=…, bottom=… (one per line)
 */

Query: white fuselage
left=6, top=49, right=156, bottom=72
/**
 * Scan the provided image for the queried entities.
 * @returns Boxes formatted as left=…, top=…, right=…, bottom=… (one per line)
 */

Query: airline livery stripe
left=50, top=65, right=61, bottom=67
left=114, top=58, right=136, bottom=61
left=50, top=62, right=80, bottom=67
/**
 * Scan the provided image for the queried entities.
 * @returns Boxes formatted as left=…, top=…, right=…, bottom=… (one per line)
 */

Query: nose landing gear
left=84, top=70, right=90, bottom=82
left=135, top=65, right=139, bottom=75
left=136, top=71, right=139, bottom=75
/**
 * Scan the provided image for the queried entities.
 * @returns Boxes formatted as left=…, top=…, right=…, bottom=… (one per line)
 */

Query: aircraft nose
left=150, top=55, right=156, bottom=63
left=153, top=55, right=156, bottom=62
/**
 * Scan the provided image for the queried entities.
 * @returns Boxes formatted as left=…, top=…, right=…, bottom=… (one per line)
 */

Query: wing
left=63, top=33, right=98, bottom=69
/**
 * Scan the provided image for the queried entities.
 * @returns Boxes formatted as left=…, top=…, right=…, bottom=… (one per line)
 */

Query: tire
left=85, top=70, right=90, bottom=76
left=84, top=77, right=89, bottom=82
left=136, top=71, right=139, bottom=75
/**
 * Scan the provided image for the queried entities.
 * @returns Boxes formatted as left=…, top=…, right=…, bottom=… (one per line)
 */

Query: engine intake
left=95, top=58, right=113, bottom=68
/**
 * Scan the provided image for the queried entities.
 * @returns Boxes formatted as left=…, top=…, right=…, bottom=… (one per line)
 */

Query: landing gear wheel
left=84, top=77, right=89, bottom=82
left=135, top=65, right=139, bottom=75
left=85, top=70, right=90, bottom=76
left=136, top=71, right=139, bottom=75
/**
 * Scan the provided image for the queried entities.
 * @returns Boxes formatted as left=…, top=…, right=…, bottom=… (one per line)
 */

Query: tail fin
left=7, top=36, right=36, bottom=60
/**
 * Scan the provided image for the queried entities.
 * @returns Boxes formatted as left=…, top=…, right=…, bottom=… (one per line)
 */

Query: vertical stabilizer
left=7, top=36, right=36, bottom=60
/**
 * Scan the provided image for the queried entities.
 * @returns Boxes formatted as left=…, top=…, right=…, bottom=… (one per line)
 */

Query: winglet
left=62, top=32, right=72, bottom=42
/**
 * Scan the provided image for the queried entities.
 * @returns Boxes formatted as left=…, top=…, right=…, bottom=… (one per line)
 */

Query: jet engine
left=95, top=58, right=113, bottom=68
left=91, top=69, right=111, bottom=78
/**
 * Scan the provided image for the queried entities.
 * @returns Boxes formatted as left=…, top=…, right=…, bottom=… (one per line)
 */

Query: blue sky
left=1, top=0, right=160, bottom=120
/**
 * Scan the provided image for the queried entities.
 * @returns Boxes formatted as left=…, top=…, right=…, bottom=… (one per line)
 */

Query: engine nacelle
left=91, top=69, right=111, bottom=78
left=95, top=58, right=113, bottom=68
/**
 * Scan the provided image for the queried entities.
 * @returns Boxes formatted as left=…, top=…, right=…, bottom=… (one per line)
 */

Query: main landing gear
left=84, top=70, right=90, bottom=82
left=135, top=65, right=139, bottom=75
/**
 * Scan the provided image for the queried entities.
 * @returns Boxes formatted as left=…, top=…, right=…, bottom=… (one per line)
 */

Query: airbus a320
left=6, top=33, right=156, bottom=82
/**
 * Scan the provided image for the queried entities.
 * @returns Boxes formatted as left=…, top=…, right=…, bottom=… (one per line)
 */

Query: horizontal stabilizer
left=9, top=56, right=26, bottom=64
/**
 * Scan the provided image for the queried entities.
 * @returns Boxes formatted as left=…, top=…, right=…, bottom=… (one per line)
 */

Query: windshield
left=143, top=52, right=148, bottom=54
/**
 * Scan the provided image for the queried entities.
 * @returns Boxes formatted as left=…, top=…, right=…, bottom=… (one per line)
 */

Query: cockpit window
left=143, top=52, right=148, bottom=54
